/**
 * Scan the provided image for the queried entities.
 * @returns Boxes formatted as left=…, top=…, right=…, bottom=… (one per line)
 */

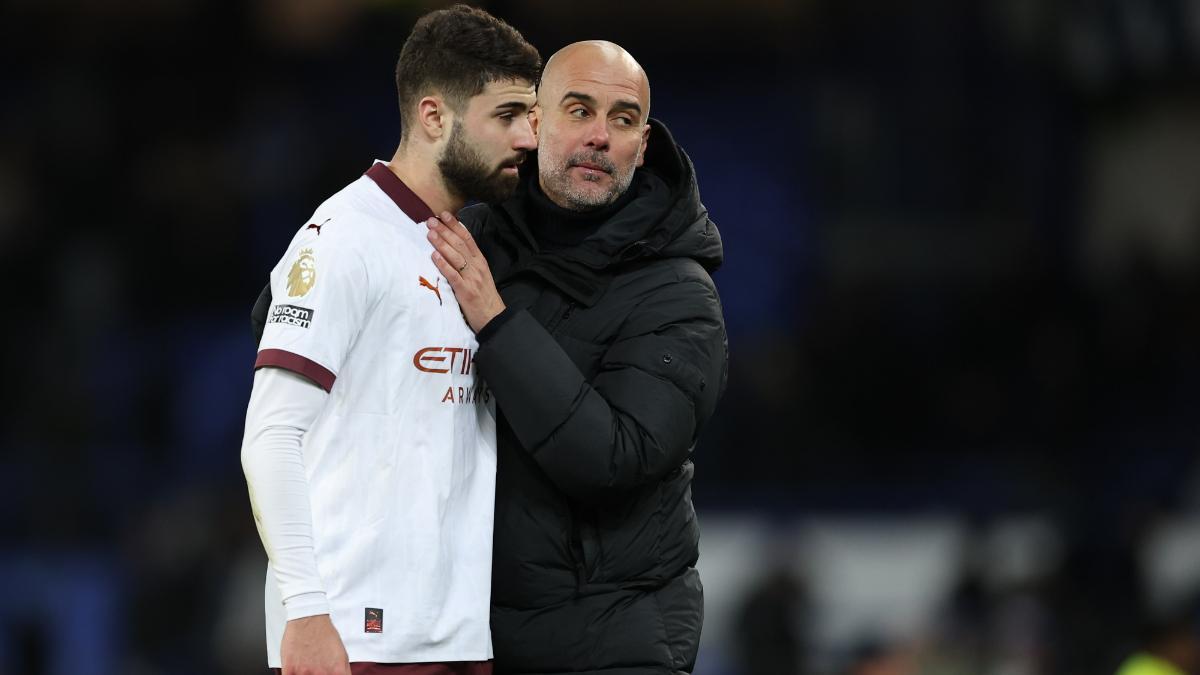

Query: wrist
left=477, top=306, right=518, bottom=343
left=283, top=591, right=330, bottom=621
left=472, top=299, right=506, bottom=334
left=486, top=299, right=506, bottom=324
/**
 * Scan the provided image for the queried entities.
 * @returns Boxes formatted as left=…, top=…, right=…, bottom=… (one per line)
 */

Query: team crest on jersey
left=286, top=248, right=316, bottom=297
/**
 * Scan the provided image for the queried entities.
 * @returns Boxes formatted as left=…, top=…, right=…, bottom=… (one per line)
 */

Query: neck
left=387, top=142, right=462, bottom=216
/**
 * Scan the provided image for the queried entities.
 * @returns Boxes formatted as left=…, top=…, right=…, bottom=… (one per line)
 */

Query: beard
left=541, top=147, right=640, bottom=211
left=437, top=121, right=524, bottom=205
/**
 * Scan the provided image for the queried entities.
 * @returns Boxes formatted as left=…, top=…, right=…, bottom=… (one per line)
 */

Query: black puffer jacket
left=468, top=119, right=727, bottom=675
left=249, top=120, right=727, bottom=674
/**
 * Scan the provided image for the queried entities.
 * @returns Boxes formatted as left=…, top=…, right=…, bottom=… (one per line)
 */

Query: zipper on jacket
left=543, top=297, right=584, bottom=592
left=568, top=506, right=588, bottom=592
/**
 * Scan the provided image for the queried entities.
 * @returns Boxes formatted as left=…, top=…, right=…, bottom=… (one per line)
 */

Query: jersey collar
left=365, top=162, right=435, bottom=223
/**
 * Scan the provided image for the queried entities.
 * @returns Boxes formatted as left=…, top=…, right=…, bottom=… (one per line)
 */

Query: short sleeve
left=255, top=221, right=370, bottom=392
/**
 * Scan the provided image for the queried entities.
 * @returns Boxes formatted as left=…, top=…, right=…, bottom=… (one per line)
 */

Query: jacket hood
left=484, top=118, right=722, bottom=303
left=634, top=118, right=723, bottom=272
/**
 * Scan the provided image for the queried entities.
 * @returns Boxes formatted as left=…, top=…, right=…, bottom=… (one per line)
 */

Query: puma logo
left=419, top=276, right=442, bottom=305
left=306, top=218, right=331, bottom=235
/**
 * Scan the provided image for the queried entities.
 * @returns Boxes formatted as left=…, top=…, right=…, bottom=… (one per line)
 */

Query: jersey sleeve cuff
left=283, top=591, right=331, bottom=621
left=255, top=349, right=336, bottom=392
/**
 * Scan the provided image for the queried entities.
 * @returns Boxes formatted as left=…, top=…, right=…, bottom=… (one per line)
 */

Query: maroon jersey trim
left=365, top=163, right=436, bottom=223
left=255, top=348, right=336, bottom=392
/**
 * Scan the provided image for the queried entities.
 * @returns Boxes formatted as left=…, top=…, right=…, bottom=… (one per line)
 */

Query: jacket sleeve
left=474, top=277, right=728, bottom=504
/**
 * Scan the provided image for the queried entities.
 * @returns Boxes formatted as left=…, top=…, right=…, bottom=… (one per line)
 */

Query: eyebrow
left=561, top=91, right=643, bottom=117
left=493, top=100, right=532, bottom=113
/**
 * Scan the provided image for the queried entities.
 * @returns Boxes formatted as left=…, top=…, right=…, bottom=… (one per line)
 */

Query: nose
left=512, top=116, right=537, bottom=152
left=583, top=116, right=609, bottom=151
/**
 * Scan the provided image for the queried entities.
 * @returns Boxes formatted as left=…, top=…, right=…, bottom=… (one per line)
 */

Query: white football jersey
left=255, top=161, right=496, bottom=665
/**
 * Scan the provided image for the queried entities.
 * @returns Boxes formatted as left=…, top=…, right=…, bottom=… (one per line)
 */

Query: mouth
left=571, top=162, right=611, bottom=174
left=498, top=155, right=524, bottom=175
left=571, top=164, right=612, bottom=183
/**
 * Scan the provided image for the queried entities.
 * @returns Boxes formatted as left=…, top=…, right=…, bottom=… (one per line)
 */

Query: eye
left=497, top=112, right=515, bottom=123
left=569, top=107, right=590, bottom=119
left=613, top=115, right=634, bottom=126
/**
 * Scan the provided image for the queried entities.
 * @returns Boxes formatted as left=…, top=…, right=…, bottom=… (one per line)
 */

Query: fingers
left=431, top=249, right=463, bottom=283
left=426, top=219, right=468, bottom=273
left=428, top=216, right=468, bottom=252
left=427, top=214, right=463, bottom=247
left=425, top=218, right=465, bottom=255
left=437, top=211, right=483, bottom=258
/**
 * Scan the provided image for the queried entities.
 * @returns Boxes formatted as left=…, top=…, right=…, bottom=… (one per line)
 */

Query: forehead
left=468, top=79, right=537, bottom=108
left=551, top=65, right=645, bottom=106
left=559, top=74, right=644, bottom=105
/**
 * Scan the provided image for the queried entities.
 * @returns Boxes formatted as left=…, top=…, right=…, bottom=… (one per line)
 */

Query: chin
left=570, top=192, right=617, bottom=209
left=572, top=178, right=610, bottom=195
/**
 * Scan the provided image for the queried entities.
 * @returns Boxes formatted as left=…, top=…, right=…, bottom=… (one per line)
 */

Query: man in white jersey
left=240, top=6, right=539, bottom=674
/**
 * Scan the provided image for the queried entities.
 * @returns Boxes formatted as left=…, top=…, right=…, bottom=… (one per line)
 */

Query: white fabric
left=241, top=367, right=331, bottom=619
left=245, top=164, right=498, bottom=666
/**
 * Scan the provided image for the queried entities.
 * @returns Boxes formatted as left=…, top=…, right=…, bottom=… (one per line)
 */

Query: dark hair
left=395, top=4, right=541, bottom=140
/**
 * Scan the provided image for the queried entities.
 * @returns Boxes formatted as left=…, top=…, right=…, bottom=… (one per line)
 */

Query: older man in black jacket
left=254, top=40, right=726, bottom=675
left=425, top=40, right=726, bottom=675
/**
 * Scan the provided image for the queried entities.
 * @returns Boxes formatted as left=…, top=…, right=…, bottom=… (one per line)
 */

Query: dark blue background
left=2, top=1, right=1199, bottom=673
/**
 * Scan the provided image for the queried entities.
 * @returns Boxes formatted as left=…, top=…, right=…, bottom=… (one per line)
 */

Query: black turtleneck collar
left=525, top=174, right=641, bottom=251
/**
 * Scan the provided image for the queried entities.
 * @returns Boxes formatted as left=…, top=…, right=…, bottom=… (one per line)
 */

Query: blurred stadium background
left=4, top=0, right=1200, bottom=673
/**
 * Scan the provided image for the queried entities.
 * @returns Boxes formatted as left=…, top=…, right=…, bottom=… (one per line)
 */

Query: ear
left=417, top=95, right=449, bottom=140
left=636, top=122, right=650, bottom=167
left=529, top=104, right=541, bottom=138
